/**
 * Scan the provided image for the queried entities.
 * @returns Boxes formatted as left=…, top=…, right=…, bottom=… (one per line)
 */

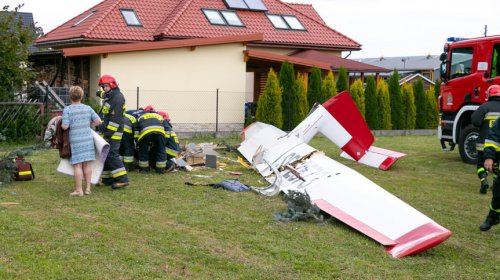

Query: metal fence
left=122, top=88, right=251, bottom=135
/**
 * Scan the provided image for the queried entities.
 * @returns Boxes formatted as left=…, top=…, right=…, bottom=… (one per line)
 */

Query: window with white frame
left=224, top=0, right=267, bottom=11
left=120, top=9, right=141, bottom=26
left=202, top=9, right=244, bottom=27
left=267, top=14, right=306, bottom=30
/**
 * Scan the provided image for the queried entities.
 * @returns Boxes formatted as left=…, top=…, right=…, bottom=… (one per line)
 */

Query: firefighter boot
left=479, top=210, right=500, bottom=231
left=480, top=179, right=489, bottom=194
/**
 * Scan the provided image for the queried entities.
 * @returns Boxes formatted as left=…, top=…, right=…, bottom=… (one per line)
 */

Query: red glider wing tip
left=386, top=222, right=452, bottom=258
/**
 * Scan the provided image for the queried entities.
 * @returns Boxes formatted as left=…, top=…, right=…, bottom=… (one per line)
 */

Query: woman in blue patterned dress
left=61, top=86, right=102, bottom=196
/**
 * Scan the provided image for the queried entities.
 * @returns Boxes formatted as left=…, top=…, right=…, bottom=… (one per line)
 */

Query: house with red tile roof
left=33, top=0, right=387, bottom=133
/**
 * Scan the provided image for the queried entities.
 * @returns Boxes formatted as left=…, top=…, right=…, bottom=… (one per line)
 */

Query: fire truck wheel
left=458, top=124, right=479, bottom=164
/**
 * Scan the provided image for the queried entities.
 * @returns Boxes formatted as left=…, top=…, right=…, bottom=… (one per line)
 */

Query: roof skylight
left=120, top=9, right=142, bottom=27
left=202, top=9, right=244, bottom=27
left=72, top=10, right=96, bottom=27
left=224, top=0, right=267, bottom=11
left=267, top=14, right=306, bottom=31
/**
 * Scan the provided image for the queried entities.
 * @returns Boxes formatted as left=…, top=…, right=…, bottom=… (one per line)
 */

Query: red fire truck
left=439, top=35, right=500, bottom=163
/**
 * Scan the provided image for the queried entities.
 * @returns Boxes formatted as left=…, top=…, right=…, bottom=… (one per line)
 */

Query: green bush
left=321, top=70, right=337, bottom=102
left=1, top=105, right=47, bottom=143
left=307, top=67, right=322, bottom=110
left=434, top=80, right=441, bottom=99
left=279, top=61, right=296, bottom=131
left=336, top=67, right=349, bottom=92
left=413, top=78, right=426, bottom=129
left=350, top=79, right=365, bottom=118
left=256, top=68, right=283, bottom=128
left=364, top=76, right=378, bottom=130
left=426, top=86, right=439, bottom=128
left=388, top=69, right=403, bottom=129
left=401, top=83, right=416, bottom=129
left=294, top=73, right=309, bottom=125
left=377, top=79, right=392, bottom=130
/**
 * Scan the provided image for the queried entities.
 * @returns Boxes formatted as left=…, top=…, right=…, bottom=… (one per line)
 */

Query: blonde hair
left=69, top=86, right=84, bottom=102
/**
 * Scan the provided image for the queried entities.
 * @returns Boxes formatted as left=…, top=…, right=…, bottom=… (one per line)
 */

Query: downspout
left=344, top=51, right=352, bottom=59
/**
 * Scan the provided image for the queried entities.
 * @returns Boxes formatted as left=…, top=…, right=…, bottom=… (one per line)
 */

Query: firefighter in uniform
left=481, top=85, right=500, bottom=231
left=120, top=112, right=138, bottom=171
left=135, top=107, right=167, bottom=174
left=97, top=74, right=129, bottom=189
left=471, top=85, right=500, bottom=193
left=158, top=111, right=180, bottom=172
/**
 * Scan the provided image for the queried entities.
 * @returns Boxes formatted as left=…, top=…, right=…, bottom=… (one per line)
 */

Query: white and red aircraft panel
left=238, top=92, right=451, bottom=258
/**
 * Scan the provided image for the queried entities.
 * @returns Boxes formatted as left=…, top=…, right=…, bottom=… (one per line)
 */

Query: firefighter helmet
left=98, top=74, right=118, bottom=89
left=158, top=111, right=170, bottom=120
left=486, top=85, right=500, bottom=100
left=144, top=105, right=154, bottom=112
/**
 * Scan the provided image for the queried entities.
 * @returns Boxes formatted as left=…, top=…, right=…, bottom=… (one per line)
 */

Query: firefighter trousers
left=120, top=133, right=135, bottom=171
left=491, top=177, right=500, bottom=210
left=102, top=139, right=129, bottom=185
left=138, top=133, right=167, bottom=173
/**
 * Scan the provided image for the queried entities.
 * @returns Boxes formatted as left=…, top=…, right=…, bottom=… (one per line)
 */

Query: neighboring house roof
left=35, top=0, right=361, bottom=51
left=7, top=12, right=39, bottom=53
left=356, top=55, right=441, bottom=71
left=399, top=73, right=435, bottom=85
left=290, top=50, right=390, bottom=73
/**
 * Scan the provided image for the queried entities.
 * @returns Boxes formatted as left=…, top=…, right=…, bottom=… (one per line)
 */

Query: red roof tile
left=290, top=50, right=390, bottom=73
left=36, top=0, right=361, bottom=51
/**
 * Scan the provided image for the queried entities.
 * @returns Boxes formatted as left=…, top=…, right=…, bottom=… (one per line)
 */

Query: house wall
left=94, top=43, right=247, bottom=133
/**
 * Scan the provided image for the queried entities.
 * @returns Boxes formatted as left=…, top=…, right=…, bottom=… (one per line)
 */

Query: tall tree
left=364, top=76, right=379, bottom=129
left=279, top=61, right=296, bottom=131
left=256, top=68, right=283, bottom=128
left=350, top=79, right=365, bottom=118
left=388, top=69, right=403, bottom=129
left=376, top=79, right=392, bottom=130
left=294, top=73, right=309, bottom=125
left=0, top=5, right=39, bottom=101
left=401, top=83, right=416, bottom=130
left=307, top=67, right=322, bottom=109
left=413, top=78, right=426, bottom=129
left=336, top=67, right=349, bottom=93
left=320, top=70, right=337, bottom=103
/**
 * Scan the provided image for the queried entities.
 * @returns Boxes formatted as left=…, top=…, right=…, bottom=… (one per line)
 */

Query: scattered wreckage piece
left=238, top=92, right=451, bottom=258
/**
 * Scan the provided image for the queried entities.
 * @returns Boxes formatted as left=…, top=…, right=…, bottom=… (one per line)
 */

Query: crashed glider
left=238, top=91, right=451, bottom=258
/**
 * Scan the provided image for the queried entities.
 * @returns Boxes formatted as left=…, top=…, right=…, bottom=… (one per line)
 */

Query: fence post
left=216, top=88, right=219, bottom=135
left=136, top=86, right=139, bottom=110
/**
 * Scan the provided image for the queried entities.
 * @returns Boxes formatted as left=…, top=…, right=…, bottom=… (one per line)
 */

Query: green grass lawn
left=1, top=135, right=499, bottom=279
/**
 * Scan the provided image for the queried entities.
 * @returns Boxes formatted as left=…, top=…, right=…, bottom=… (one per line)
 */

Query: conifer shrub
left=388, top=69, right=403, bottom=129
left=336, top=67, right=349, bottom=93
left=413, top=78, right=426, bottom=129
left=426, top=86, right=439, bottom=128
left=256, top=68, right=283, bottom=128
left=294, top=73, right=309, bottom=125
left=364, top=76, right=378, bottom=129
left=307, top=67, right=322, bottom=110
left=350, top=79, right=365, bottom=118
left=279, top=61, right=296, bottom=131
left=401, top=83, right=416, bottom=130
left=321, top=70, right=337, bottom=103
left=376, top=79, right=392, bottom=130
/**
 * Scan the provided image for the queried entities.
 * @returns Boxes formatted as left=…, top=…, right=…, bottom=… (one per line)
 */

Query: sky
left=4, top=0, right=500, bottom=58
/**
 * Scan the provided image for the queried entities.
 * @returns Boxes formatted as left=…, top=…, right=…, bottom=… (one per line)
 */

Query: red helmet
left=158, top=111, right=170, bottom=120
left=98, top=74, right=117, bottom=89
left=486, top=85, right=500, bottom=100
left=144, top=105, right=154, bottom=112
